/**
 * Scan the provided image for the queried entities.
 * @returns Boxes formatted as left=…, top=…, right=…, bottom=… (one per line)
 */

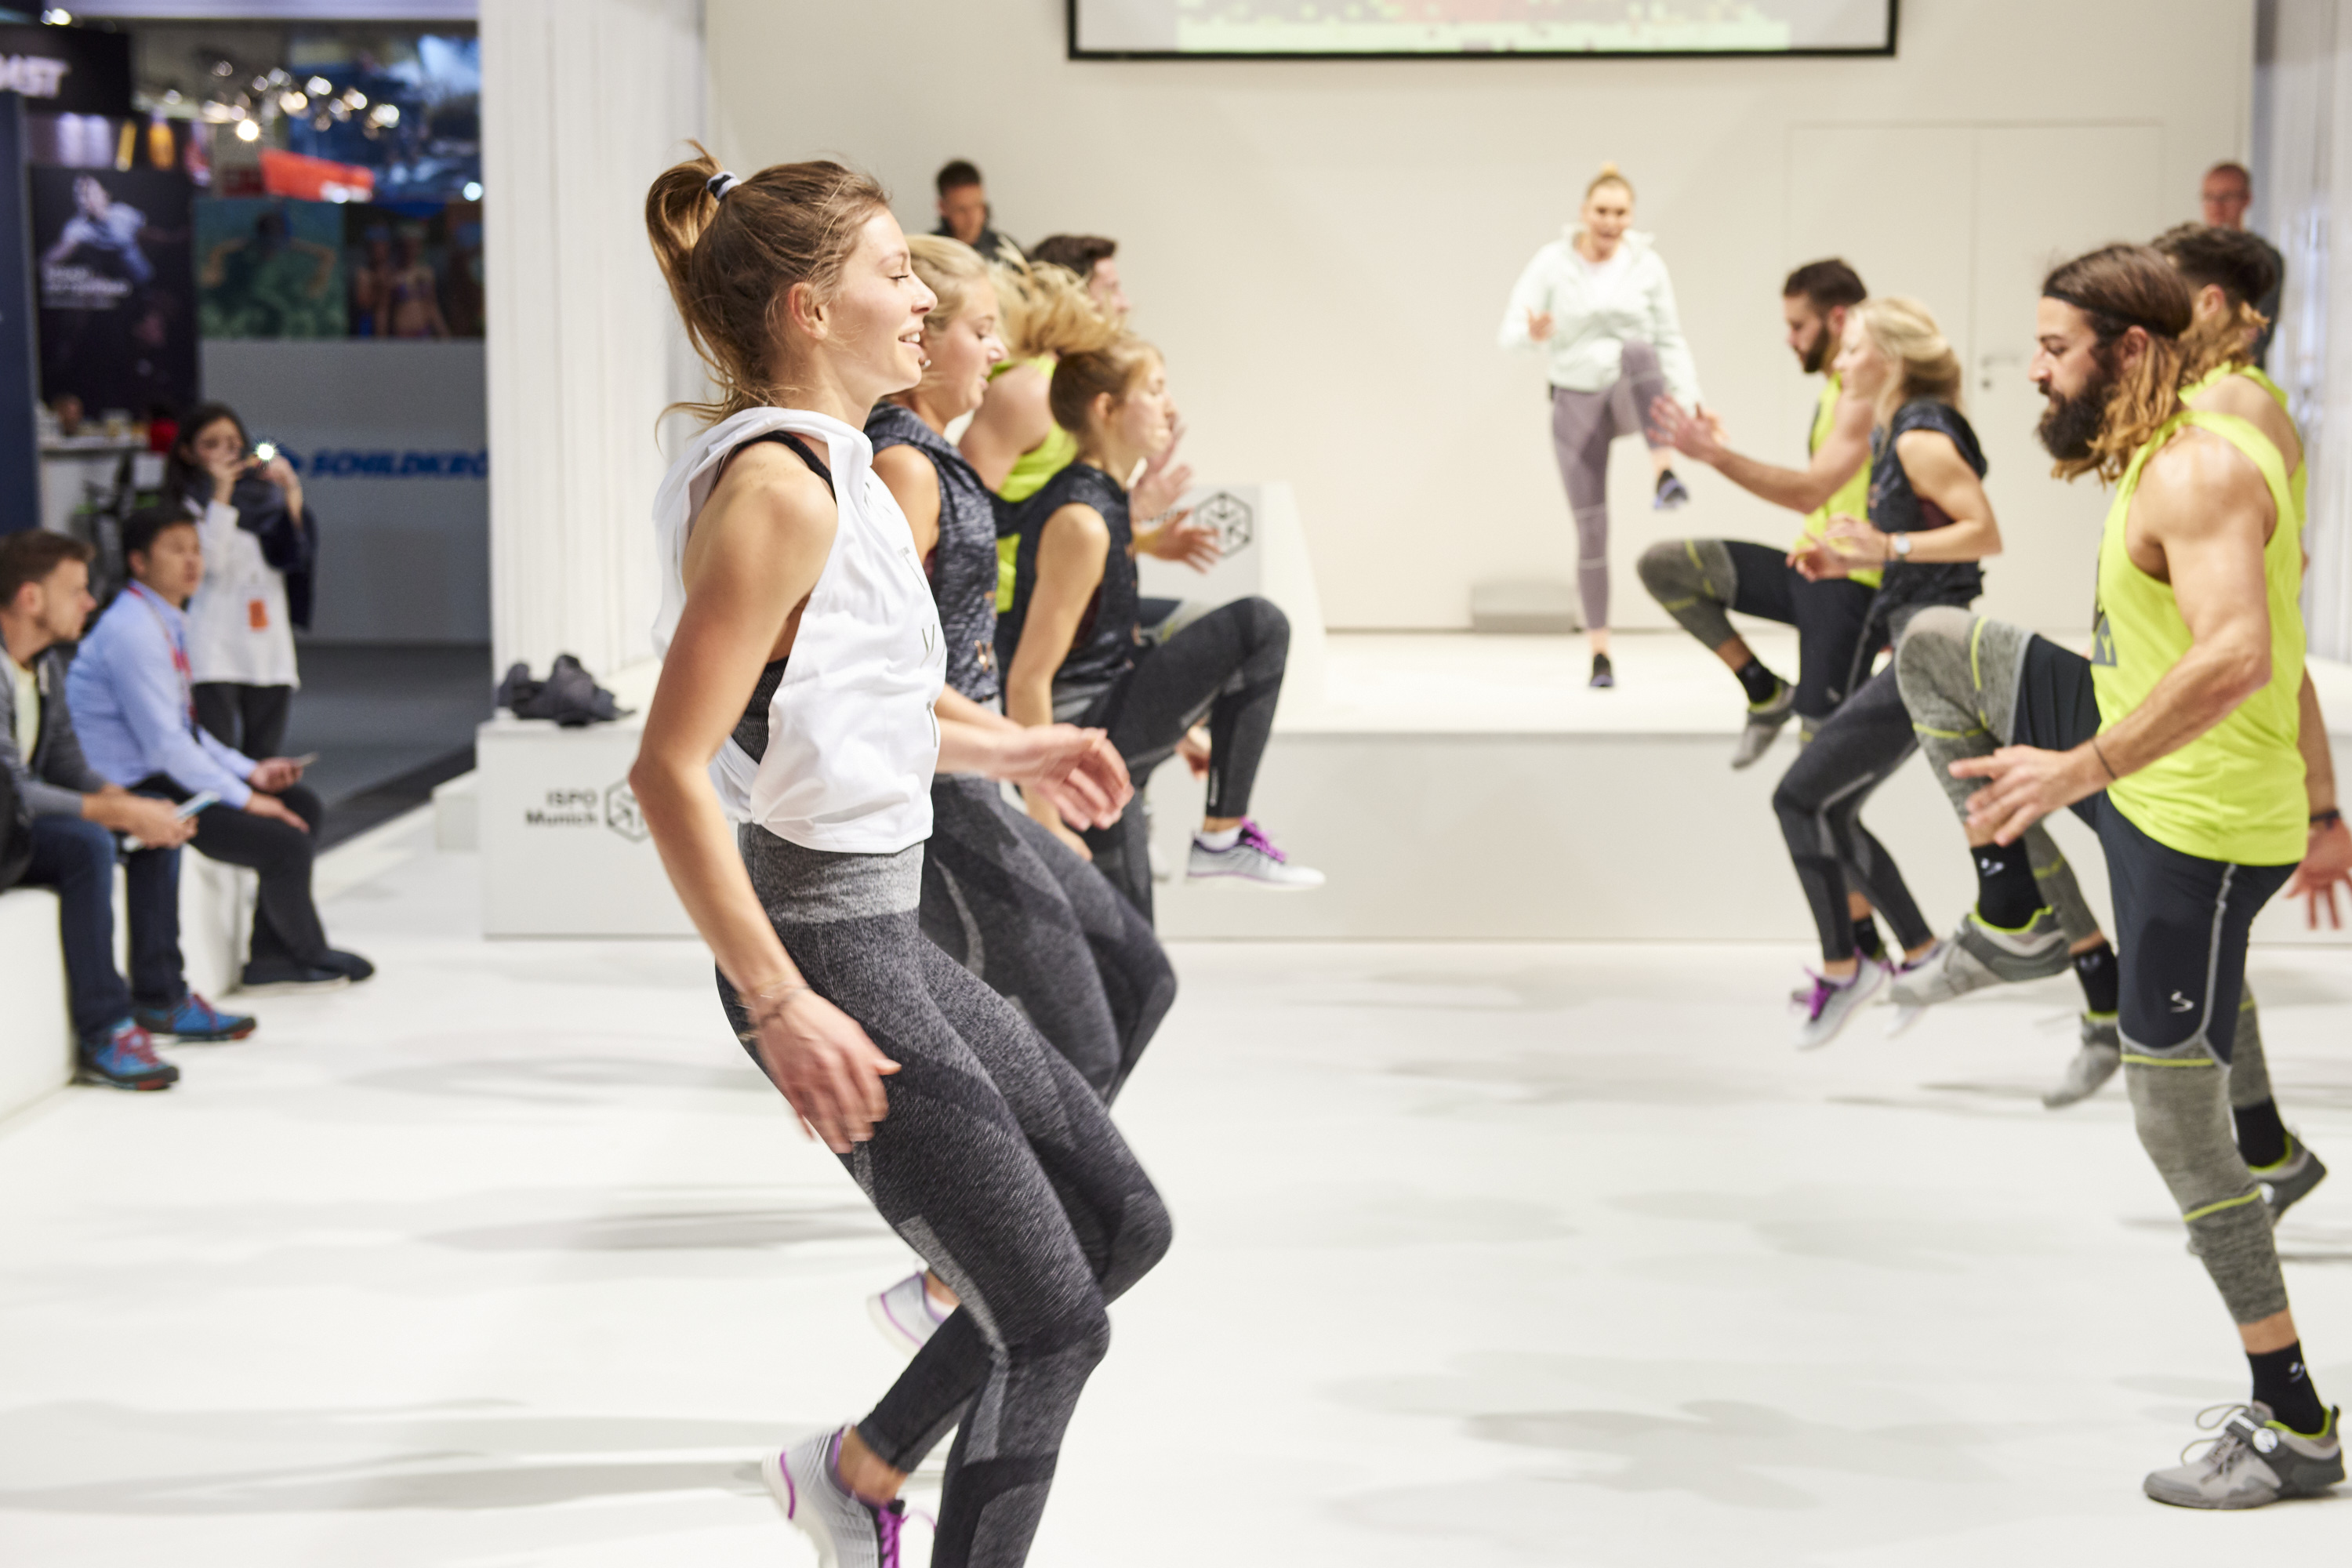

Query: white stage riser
left=1146, top=730, right=2351, bottom=948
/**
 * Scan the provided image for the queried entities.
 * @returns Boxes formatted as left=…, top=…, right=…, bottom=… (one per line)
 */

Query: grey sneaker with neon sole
left=2143, top=1403, right=2343, bottom=1509
left=1886, top=906, right=2071, bottom=1008
left=1731, top=680, right=1797, bottom=770
left=2042, top=1012, right=2121, bottom=1109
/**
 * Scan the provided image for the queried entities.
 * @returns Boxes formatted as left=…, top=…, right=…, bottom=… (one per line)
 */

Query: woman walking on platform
left=1498, top=162, right=1702, bottom=688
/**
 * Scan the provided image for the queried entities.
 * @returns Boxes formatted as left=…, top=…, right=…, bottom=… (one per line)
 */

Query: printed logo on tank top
left=2091, top=608, right=2118, bottom=669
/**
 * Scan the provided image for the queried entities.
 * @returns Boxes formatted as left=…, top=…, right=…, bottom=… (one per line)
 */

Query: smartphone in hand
left=123, top=791, right=218, bottom=851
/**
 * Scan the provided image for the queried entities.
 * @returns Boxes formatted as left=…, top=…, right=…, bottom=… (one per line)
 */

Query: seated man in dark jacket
left=1, top=531, right=255, bottom=1091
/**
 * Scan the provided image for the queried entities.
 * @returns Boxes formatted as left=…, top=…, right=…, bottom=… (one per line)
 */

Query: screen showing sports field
left=1072, top=1, right=1898, bottom=58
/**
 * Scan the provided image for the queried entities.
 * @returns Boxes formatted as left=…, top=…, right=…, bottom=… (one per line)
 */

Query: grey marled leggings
left=1551, top=338, right=1669, bottom=630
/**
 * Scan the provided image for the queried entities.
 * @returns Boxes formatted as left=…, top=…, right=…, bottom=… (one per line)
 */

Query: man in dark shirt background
left=933, top=159, right=1017, bottom=263
left=2202, top=160, right=2286, bottom=368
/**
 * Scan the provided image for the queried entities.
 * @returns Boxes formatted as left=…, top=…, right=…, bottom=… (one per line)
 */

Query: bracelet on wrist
left=2089, top=739, right=2119, bottom=782
left=2314, top=808, right=2344, bottom=829
left=740, top=978, right=813, bottom=1036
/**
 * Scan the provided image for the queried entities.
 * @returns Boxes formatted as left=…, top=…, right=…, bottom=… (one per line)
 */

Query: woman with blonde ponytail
left=1773, top=296, right=2005, bottom=1048
left=629, top=146, right=1170, bottom=1568
left=1498, top=162, right=1704, bottom=687
left=996, top=310, right=1326, bottom=916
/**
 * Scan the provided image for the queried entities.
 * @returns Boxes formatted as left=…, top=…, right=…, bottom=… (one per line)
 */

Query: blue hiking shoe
left=76, top=1020, right=180, bottom=1091
left=136, top=991, right=256, bottom=1043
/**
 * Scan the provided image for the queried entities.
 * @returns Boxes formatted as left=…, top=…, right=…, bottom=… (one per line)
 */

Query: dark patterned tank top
left=1865, top=398, right=1987, bottom=618
left=866, top=401, right=1007, bottom=705
left=997, top=461, right=1137, bottom=710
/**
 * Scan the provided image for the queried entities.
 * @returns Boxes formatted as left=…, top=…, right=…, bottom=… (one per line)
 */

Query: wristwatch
left=1892, top=533, right=1914, bottom=558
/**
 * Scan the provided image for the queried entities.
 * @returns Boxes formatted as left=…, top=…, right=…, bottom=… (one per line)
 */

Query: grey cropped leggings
left=1551, top=338, right=1670, bottom=631
left=717, top=833, right=1173, bottom=1566
left=1893, top=607, right=2295, bottom=1325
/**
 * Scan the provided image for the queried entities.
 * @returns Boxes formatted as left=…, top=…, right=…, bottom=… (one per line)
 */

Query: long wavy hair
left=2151, top=222, right=2280, bottom=385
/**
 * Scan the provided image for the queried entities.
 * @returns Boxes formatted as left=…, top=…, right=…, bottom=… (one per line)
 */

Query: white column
left=480, top=0, right=706, bottom=677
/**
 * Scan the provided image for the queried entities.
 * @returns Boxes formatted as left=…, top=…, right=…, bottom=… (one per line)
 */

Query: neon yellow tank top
left=995, top=354, right=1078, bottom=503
left=1791, top=372, right=1880, bottom=590
left=2091, top=408, right=2306, bottom=865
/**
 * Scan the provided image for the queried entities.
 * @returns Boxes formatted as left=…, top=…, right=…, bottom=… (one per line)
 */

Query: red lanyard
left=125, top=581, right=198, bottom=727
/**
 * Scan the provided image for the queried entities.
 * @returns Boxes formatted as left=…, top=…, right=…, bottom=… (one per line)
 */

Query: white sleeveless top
left=652, top=408, right=946, bottom=853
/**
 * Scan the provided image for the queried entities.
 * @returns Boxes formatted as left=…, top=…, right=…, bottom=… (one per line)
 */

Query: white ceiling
left=60, top=2, right=476, bottom=19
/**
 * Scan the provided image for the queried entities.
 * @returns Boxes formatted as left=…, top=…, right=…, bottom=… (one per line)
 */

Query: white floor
left=2, top=814, right=2348, bottom=1566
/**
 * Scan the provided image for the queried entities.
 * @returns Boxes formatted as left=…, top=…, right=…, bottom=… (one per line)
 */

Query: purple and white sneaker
left=868, top=1271, right=951, bottom=1356
left=764, top=1427, right=912, bottom=1567
left=1187, top=818, right=1325, bottom=889
left=1792, top=962, right=1886, bottom=1051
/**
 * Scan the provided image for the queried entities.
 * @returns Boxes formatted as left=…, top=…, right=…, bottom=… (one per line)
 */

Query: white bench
left=0, top=851, right=254, bottom=1121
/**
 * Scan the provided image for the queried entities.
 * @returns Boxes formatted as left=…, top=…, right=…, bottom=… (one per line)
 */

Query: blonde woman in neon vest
left=1893, top=245, right=2340, bottom=1508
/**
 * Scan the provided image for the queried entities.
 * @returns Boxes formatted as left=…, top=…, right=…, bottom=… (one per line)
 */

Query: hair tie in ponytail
left=706, top=171, right=740, bottom=204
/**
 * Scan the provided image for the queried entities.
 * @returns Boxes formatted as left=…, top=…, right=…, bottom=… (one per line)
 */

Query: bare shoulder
left=2192, top=374, right=2299, bottom=466
left=1040, top=501, right=1110, bottom=551
left=872, top=442, right=938, bottom=494
left=2137, top=425, right=2274, bottom=534
left=689, top=442, right=838, bottom=580
left=982, top=363, right=1049, bottom=419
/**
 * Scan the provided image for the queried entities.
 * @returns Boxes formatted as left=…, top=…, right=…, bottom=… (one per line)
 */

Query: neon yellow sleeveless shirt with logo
left=1791, top=372, right=1880, bottom=590
left=2183, top=362, right=2305, bottom=534
left=2090, top=407, right=2305, bottom=866
left=990, top=354, right=1080, bottom=609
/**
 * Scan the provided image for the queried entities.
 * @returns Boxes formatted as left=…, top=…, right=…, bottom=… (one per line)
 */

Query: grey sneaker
left=1881, top=945, right=1944, bottom=1038
left=867, top=1271, right=949, bottom=1357
left=1731, top=681, right=1797, bottom=770
left=1653, top=470, right=1691, bottom=510
left=2043, top=1012, right=2122, bottom=1109
left=2143, top=1403, right=2343, bottom=1509
left=2252, top=1134, right=2328, bottom=1228
left=1188, top=819, right=1325, bottom=889
left=1793, top=962, right=1888, bottom=1051
left=764, top=1427, right=913, bottom=1566
left=1886, top=906, right=2071, bottom=1007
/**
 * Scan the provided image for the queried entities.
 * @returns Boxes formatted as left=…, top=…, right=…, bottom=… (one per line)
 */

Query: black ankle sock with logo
left=1851, top=916, right=1885, bottom=961
left=2234, top=1098, right=2290, bottom=1171
left=1733, top=658, right=1781, bottom=706
left=2249, top=1342, right=2328, bottom=1436
left=1971, top=844, right=2041, bottom=931
left=2072, top=942, right=2119, bottom=1015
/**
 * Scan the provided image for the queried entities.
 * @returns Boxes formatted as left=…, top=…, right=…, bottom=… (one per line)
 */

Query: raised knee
left=1242, top=595, right=1290, bottom=648
left=1892, top=607, right=1972, bottom=696
left=1620, top=337, right=1659, bottom=371
left=1636, top=540, right=1685, bottom=593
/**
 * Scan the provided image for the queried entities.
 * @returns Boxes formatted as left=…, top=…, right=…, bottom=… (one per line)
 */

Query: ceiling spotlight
left=307, top=76, right=332, bottom=96
left=342, top=89, right=368, bottom=109
left=234, top=119, right=260, bottom=142
left=41, top=9, right=72, bottom=24
left=162, top=89, right=181, bottom=104
left=462, top=180, right=483, bottom=201
left=368, top=103, right=400, bottom=127
left=212, top=60, right=235, bottom=77
left=280, top=91, right=307, bottom=113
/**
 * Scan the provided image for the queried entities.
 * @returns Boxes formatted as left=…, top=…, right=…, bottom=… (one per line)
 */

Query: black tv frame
left=1069, top=0, right=1899, bottom=62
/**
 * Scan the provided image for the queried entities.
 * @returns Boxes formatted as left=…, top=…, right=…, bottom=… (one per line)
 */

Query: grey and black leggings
left=1637, top=538, right=1877, bottom=724
left=1076, top=594, right=1291, bottom=922
left=1552, top=338, right=1670, bottom=630
left=1894, top=608, right=2296, bottom=1325
left=717, top=833, right=1173, bottom=1567
left=1770, top=662, right=1934, bottom=964
left=922, top=773, right=1177, bottom=1102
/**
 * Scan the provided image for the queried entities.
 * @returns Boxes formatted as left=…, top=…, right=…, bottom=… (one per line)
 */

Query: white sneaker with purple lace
left=1187, top=819, right=1325, bottom=889
left=1792, top=962, right=1887, bottom=1051
left=764, top=1427, right=913, bottom=1567
left=867, top=1271, right=950, bottom=1356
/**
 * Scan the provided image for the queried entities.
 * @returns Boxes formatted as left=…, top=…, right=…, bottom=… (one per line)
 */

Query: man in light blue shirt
left=71, top=509, right=372, bottom=993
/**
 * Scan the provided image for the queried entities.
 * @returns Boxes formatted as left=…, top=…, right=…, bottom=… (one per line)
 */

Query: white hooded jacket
left=1497, top=228, right=1701, bottom=407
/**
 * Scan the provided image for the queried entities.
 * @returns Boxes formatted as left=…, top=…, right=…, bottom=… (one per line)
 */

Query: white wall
left=707, top=0, right=2252, bottom=632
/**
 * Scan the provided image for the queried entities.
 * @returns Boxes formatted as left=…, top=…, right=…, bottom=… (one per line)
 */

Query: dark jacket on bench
left=2, top=648, right=111, bottom=828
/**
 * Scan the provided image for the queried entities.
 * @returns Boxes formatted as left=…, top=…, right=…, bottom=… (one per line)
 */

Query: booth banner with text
left=32, top=165, right=197, bottom=419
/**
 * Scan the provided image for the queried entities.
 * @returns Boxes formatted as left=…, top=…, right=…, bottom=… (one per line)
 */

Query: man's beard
left=2036, top=354, right=2119, bottom=462
left=1799, top=332, right=1830, bottom=376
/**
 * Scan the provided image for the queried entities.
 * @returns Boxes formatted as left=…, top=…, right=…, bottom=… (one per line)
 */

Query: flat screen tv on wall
left=1069, top=1, right=1899, bottom=60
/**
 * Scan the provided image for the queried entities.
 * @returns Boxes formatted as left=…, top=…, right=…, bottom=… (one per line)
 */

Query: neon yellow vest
left=2091, top=408, right=2305, bottom=865
left=995, top=354, right=1078, bottom=504
left=1791, top=372, right=1879, bottom=590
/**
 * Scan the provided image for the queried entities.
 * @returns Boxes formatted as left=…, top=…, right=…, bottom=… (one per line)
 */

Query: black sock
left=2234, top=1098, right=2290, bottom=1170
left=2249, top=1341, right=2328, bottom=1436
left=1654, top=467, right=1679, bottom=492
left=1970, top=844, right=2042, bottom=930
left=1851, top=916, right=1885, bottom=960
left=1733, top=658, right=1781, bottom=706
left=2071, top=942, right=2119, bottom=1015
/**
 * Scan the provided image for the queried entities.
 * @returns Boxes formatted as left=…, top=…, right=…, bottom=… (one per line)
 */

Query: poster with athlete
left=31, top=165, right=198, bottom=418
left=194, top=197, right=347, bottom=339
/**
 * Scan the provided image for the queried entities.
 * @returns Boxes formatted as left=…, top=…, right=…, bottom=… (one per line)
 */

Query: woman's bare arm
left=1002, top=504, right=1111, bottom=835
left=959, top=363, right=1052, bottom=491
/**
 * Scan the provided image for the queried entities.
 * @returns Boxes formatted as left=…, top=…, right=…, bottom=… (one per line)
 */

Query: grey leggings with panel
left=1551, top=338, right=1670, bottom=631
left=719, top=833, right=1173, bottom=1567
